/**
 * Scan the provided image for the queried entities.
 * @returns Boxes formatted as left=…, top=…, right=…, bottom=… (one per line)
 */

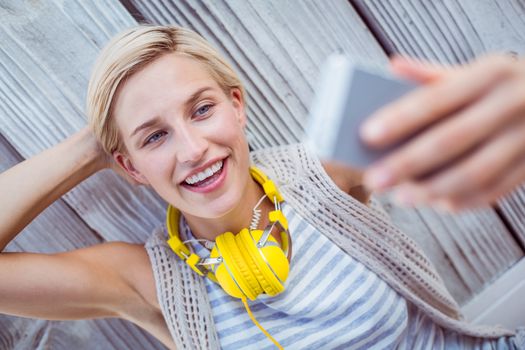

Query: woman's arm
left=0, top=128, right=145, bottom=319
left=0, top=127, right=105, bottom=250
left=322, top=161, right=371, bottom=205
left=0, top=129, right=163, bottom=335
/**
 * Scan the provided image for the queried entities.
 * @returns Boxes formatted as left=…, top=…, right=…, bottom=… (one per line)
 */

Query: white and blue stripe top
left=180, top=203, right=521, bottom=349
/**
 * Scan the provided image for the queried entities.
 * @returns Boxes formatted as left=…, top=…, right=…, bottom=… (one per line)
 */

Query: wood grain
left=0, top=133, right=103, bottom=252
left=377, top=195, right=522, bottom=305
left=0, top=316, right=165, bottom=350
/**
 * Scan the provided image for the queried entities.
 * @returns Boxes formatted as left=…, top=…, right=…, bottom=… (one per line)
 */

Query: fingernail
left=365, top=166, right=394, bottom=190
left=360, top=118, right=386, bottom=142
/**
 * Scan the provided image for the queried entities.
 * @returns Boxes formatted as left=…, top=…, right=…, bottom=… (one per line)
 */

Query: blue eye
left=144, top=131, right=166, bottom=145
left=195, top=104, right=212, bottom=117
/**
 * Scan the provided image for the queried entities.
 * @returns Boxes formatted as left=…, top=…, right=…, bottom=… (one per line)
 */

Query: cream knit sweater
left=145, top=143, right=514, bottom=350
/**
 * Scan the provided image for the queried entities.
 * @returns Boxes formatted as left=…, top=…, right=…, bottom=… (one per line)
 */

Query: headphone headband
left=249, top=166, right=284, bottom=204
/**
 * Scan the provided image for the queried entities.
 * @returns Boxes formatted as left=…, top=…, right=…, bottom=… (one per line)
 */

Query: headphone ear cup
left=237, top=229, right=289, bottom=296
left=211, top=232, right=262, bottom=300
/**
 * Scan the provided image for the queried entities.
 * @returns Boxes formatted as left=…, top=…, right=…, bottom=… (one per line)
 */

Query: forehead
left=112, top=53, right=220, bottom=137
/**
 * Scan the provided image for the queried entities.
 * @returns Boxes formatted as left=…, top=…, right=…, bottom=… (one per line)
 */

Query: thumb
left=389, top=55, right=449, bottom=83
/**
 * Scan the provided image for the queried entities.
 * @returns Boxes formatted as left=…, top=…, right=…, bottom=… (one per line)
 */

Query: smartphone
left=305, top=55, right=418, bottom=168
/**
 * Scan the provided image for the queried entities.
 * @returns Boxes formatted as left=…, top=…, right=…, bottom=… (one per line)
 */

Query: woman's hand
left=360, top=54, right=525, bottom=211
left=88, top=128, right=140, bottom=186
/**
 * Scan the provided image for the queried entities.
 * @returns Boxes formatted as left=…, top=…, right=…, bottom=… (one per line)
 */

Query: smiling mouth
left=181, top=157, right=227, bottom=190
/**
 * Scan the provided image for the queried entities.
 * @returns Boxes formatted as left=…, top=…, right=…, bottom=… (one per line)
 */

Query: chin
left=204, top=192, right=243, bottom=219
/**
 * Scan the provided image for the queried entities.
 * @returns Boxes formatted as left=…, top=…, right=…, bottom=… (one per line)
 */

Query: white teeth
left=184, top=160, right=223, bottom=185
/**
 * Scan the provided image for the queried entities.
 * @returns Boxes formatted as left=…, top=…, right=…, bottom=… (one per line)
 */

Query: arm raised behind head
left=0, top=127, right=105, bottom=250
left=0, top=128, right=174, bottom=347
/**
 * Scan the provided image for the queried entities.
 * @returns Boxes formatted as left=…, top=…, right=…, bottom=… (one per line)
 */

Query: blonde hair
left=87, top=25, right=245, bottom=154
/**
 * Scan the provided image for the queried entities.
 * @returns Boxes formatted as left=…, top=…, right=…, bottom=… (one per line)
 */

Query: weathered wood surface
left=1, top=0, right=525, bottom=348
left=499, top=192, right=525, bottom=247
left=129, top=0, right=524, bottom=305
left=0, top=133, right=102, bottom=252
left=0, top=316, right=165, bottom=350
left=352, top=0, right=525, bottom=61
left=352, top=0, right=525, bottom=260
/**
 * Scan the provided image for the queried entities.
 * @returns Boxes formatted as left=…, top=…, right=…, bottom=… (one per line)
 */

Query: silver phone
left=305, top=55, right=418, bottom=169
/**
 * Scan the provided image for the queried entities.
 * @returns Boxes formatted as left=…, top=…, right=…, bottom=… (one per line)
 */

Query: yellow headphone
left=165, top=166, right=291, bottom=301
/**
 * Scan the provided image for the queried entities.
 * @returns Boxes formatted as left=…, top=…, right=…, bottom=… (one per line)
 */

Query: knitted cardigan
left=145, top=143, right=514, bottom=350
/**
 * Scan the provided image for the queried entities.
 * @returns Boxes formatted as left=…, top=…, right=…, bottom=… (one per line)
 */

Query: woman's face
left=112, top=53, right=251, bottom=219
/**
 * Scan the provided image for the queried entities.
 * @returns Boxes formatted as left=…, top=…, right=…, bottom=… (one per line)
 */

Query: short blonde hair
left=87, top=25, right=245, bottom=154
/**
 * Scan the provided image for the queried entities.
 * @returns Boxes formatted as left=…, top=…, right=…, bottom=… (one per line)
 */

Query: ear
left=113, top=151, right=150, bottom=185
left=230, top=88, right=247, bottom=128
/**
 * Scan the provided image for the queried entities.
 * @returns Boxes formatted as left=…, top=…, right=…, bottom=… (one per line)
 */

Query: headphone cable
left=241, top=297, right=284, bottom=349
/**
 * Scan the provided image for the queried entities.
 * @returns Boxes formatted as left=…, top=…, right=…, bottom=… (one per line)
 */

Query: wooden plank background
left=1, top=0, right=524, bottom=348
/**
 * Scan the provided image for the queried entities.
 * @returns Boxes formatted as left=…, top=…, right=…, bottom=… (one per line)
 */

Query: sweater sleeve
left=399, top=302, right=525, bottom=349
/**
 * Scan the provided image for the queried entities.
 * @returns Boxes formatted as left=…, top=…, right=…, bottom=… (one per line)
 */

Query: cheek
left=222, top=122, right=249, bottom=161
left=203, top=112, right=249, bottom=162
left=136, top=151, right=174, bottom=185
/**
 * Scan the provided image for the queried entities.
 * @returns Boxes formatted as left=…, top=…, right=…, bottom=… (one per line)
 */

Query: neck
left=183, top=177, right=273, bottom=241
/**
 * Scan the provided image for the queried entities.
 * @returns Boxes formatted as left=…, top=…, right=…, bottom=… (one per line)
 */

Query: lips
left=180, top=157, right=229, bottom=194
left=184, top=159, right=223, bottom=185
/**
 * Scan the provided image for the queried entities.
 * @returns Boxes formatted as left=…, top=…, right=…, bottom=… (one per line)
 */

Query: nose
left=176, top=125, right=208, bottom=164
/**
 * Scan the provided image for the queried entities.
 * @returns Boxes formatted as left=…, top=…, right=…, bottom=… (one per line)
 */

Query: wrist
left=65, top=126, right=108, bottom=174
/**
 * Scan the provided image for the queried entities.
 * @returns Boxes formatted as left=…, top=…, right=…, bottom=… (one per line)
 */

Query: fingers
left=432, top=158, right=525, bottom=212
left=358, top=54, right=525, bottom=212
left=459, top=156, right=525, bottom=209
left=389, top=55, right=450, bottom=83
left=393, top=120, right=525, bottom=209
left=361, top=55, right=513, bottom=150
left=364, top=74, right=525, bottom=189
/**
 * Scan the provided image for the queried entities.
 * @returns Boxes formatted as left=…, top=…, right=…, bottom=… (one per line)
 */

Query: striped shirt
left=180, top=204, right=522, bottom=349
left=181, top=203, right=408, bottom=349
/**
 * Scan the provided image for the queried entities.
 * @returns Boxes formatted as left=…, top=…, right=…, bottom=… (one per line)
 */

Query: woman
left=0, top=25, right=524, bottom=349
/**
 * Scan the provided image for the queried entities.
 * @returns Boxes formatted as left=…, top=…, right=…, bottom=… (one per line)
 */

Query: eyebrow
left=129, top=86, right=215, bottom=139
